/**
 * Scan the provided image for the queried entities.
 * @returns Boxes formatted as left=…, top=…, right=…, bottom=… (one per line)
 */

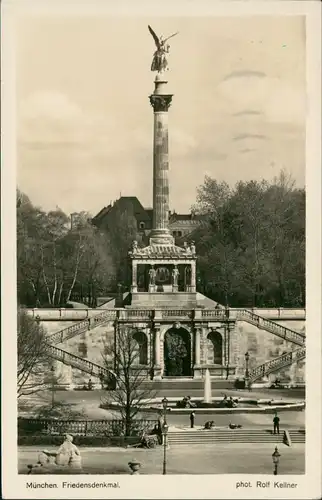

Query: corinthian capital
left=149, top=94, right=173, bottom=112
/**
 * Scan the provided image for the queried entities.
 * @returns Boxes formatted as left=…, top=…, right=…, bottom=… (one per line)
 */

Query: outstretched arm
left=164, top=31, right=179, bottom=43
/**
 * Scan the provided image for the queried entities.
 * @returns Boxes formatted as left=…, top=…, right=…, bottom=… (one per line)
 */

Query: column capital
left=149, top=94, right=173, bottom=112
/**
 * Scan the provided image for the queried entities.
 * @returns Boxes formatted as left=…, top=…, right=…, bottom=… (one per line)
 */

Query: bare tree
left=101, top=326, right=156, bottom=436
left=17, top=309, right=50, bottom=398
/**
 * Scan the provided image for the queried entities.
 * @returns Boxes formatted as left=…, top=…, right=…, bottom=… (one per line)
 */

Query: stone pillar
left=131, top=260, right=138, bottom=293
left=149, top=76, right=174, bottom=245
left=153, top=327, right=162, bottom=379
left=193, top=327, right=202, bottom=379
left=190, top=261, right=196, bottom=292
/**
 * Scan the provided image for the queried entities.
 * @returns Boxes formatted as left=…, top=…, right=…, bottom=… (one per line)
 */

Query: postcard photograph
left=1, top=0, right=321, bottom=499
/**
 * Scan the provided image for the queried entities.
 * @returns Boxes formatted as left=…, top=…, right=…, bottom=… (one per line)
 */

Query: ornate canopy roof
left=129, top=242, right=196, bottom=261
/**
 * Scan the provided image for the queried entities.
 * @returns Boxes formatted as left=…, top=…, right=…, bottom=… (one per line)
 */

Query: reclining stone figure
left=27, top=434, right=82, bottom=474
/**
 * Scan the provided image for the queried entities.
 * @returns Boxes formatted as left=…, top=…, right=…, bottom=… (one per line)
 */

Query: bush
left=18, top=434, right=140, bottom=447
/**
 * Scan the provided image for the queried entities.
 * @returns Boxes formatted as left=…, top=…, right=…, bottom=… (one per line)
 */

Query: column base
left=193, top=366, right=203, bottom=379
left=153, top=365, right=162, bottom=380
left=131, top=285, right=138, bottom=293
left=149, top=229, right=174, bottom=246
left=149, top=285, right=156, bottom=293
left=172, top=285, right=178, bottom=293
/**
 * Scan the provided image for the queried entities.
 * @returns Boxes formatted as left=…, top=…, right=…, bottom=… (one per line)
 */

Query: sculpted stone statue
left=132, top=240, right=138, bottom=252
left=148, top=25, right=178, bottom=73
left=149, top=266, right=156, bottom=286
left=172, top=266, right=179, bottom=287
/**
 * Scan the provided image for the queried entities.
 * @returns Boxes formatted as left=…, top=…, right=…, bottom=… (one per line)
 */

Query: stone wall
left=38, top=314, right=306, bottom=386
left=230, top=320, right=305, bottom=383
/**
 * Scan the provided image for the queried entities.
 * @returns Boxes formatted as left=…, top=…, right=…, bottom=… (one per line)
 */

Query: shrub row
left=18, top=434, right=139, bottom=447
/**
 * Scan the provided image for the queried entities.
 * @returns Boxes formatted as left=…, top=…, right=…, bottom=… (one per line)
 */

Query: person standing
left=273, top=413, right=280, bottom=434
left=190, top=411, right=195, bottom=428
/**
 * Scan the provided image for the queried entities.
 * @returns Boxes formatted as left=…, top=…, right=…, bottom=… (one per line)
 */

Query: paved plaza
left=18, top=443, right=305, bottom=475
left=20, top=387, right=305, bottom=429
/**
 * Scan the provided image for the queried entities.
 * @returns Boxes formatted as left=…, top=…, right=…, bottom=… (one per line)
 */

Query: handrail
left=162, top=310, right=193, bottom=318
left=45, top=343, right=116, bottom=387
left=237, top=309, right=305, bottom=346
left=47, top=309, right=117, bottom=345
left=249, top=346, right=306, bottom=382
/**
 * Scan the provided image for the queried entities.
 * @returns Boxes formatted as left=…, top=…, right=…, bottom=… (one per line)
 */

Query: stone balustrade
left=249, top=346, right=306, bottom=382
left=25, top=306, right=306, bottom=321
left=45, top=344, right=116, bottom=387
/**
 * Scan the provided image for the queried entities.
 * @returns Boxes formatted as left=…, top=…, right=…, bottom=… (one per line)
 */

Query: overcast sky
left=16, top=15, right=305, bottom=215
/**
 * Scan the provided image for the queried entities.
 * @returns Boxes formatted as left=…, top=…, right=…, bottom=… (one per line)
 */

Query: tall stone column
left=149, top=75, right=174, bottom=245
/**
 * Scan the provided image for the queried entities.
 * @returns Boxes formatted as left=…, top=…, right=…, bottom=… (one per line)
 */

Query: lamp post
left=51, top=365, right=55, bottom=408
left=272, top=446, right=281, bottom=475
left=244, top=351, right=250, bottom=390
left=162, top=397, right=168, bottom=475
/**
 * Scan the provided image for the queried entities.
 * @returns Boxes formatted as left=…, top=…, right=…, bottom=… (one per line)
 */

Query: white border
left=1, top=1, right=321, bottom=499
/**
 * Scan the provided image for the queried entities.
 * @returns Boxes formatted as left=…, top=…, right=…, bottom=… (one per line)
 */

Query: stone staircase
left=167, top=428, right=306, bottom=445
left=44, top=343, right=116, bottom=388
left=42, top=306, right=305, bottom=384
left=249, top=346, right=306, bottom=382
left=236, top=309, right=305, bottom=346
left=46, top=309, right=116, bottom=345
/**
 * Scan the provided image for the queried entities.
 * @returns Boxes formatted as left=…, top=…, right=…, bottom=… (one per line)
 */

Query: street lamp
left=272, top=446, right=281, bottom=475
left=244, top=352, right=250, bottom=390
left=162, top=397, right=168, bottom=475
left=162, top=397, right=168, bottom=425
left=51, top=365, right=55, bottom=408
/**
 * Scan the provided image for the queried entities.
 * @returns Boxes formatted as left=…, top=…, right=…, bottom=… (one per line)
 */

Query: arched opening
left=164, top=327, right=191, bottom=376
left=207, top=331, right=223, bottom=365
left=132, top=331, right=148, bottom=365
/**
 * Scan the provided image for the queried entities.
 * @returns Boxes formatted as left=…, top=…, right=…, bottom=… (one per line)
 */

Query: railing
left=237, top=309, right=305, bottom=346
left=47, top=319, right=90, bottom=344
left=18, top=418, right=158, bottom=437
left=162, top=310, right=193, bottom=319
left=201, top=310, right=226, bottom=319
left=91, top=309, right=117, bottom=325
left=45, top=344, right=116, bottom=388
left=26, top=307, right=306, bottom=321
left=125, top=310, right=153, bottom=320
left=47, top=309, right=116, bottom=345
left=249, top=346, right=306, bottom=382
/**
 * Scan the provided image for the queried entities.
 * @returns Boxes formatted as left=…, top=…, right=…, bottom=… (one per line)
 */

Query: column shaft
left=153, top=112, right=169, bottom=232
left=195, top=328, right=201, bottom=365
left=154, top=329, right=161, bottom=366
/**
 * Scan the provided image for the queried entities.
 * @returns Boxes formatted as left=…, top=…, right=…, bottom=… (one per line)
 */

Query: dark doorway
left=164, top=327, right=191, bottom=376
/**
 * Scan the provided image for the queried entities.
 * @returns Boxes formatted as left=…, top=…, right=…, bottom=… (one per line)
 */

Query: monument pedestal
left=193, top=365, right=203, bottom=379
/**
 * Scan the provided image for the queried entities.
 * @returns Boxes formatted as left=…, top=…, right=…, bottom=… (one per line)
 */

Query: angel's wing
left=164, top=31, right=179, bottom=43
left=148, top=25, right=160, bottom=49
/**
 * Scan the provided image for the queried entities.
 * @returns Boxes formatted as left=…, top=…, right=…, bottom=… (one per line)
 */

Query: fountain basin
left=102, top=399, right=305, bottom=414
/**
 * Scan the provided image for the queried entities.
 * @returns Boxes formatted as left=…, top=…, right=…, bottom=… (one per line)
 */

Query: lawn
left=18, top=443, right=305, bottom=475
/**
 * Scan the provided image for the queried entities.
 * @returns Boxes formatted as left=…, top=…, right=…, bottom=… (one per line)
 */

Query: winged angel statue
left=148, top=25, right=179, bottom=73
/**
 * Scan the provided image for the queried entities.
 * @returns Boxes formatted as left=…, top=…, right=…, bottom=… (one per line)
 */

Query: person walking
left=190, top=411, right=195, bottom=428
left=273, top=413, right=280, bottom=434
